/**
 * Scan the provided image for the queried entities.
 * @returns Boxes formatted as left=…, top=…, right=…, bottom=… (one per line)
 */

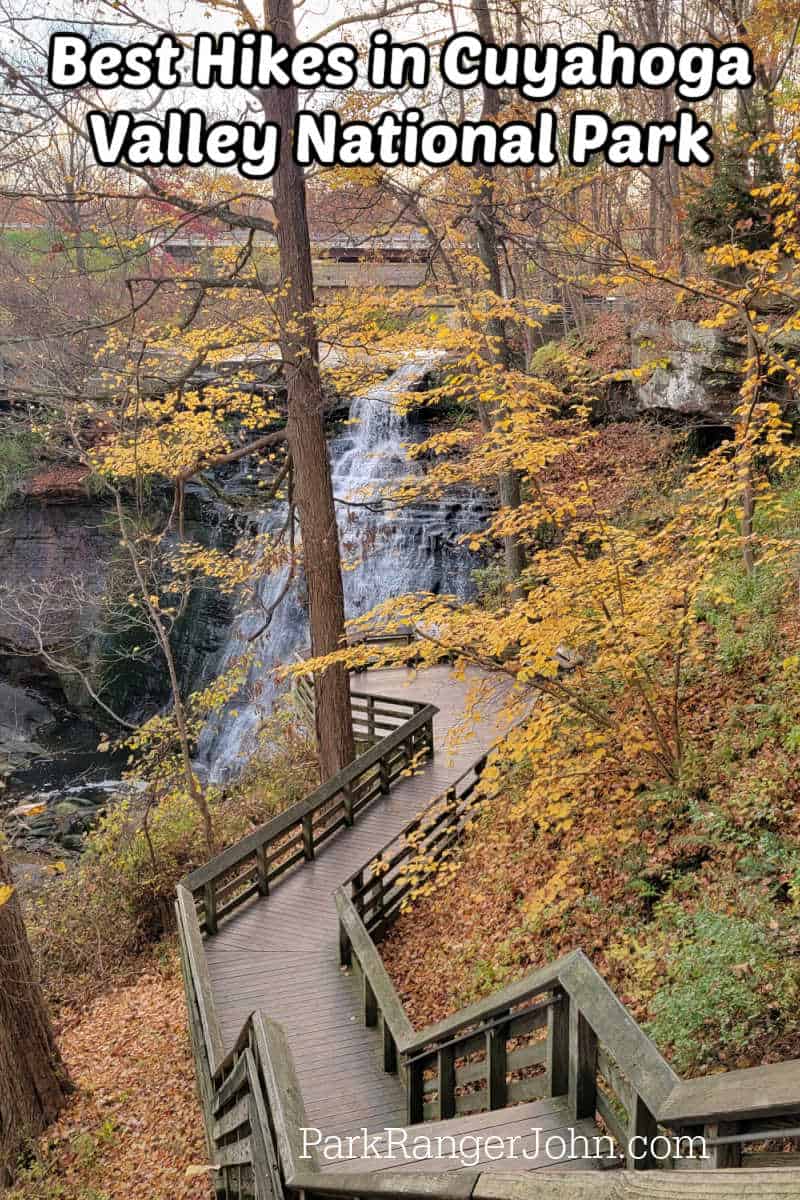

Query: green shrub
left=472, top=562, right=507, bottom=610
left=26, top=704, right=316, bottom=1010
left=647, top=909, right=798, bottom=1071
left=697, top=561, right=785, bottom=672
left=684, top=134, right=777, bottom=255
left=0, top=429, right=41, bottom=507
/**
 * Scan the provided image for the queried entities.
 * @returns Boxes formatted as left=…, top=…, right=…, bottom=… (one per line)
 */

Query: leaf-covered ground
left=9, top=950, right=211, bottom=1200
left=380, top=437, right=800, bottom=1076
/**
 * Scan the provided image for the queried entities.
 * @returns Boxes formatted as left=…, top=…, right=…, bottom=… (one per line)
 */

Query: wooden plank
left=628, top=1093, right=660, bottom=1170
left=246, top=1059, right=285, bottom=1200
left=659, top=1059, right=800, bottom=1126
left=421, top=1076, right=548, bottom=1121
left=214, top=1137, right=253, bottom=1167
left=364, top=973, right=378, bottom=1028
left=560, top=952, right=679, bottom=1116
left=441, top=1039, right=546, bottom=1090
left=334, top=889, right=415, bottom=1047
left=569, top=1007, right=598, bottom=1122
left=438, top=1044, right=456, bottom=1120
left=213, top=1095, right=250, bottom=1139
left=744, top=1153, right=800, bottom=1168
left=175, top=885, right=224, bottom=1073
left=487, top=1023, right=508, bottom=1110
left=212, top=1049, right=250, bottom=1113
left=291, top=1169, right=480, bottom=1197
left=597, top=1046, right=633, bottom=1117
left=252, top=1013, right=318, bottom=1178
left=596, top=1089, right=628, bottom=1150
left=383, top=1017, right=398, bottom=1074
left=402, top=958, right=575, bottom=1058
left=703, top=1122, right=742, bottom=1170
left=475, top=1176, right=617, bottom=1199
left=546, top=990, right=570, bottom=1099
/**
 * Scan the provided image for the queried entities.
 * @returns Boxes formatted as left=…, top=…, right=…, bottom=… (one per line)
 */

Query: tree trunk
left=63, top=181, right=87, bottom=277
left=0, top=852, right=71, bottom=1183
left=261, top=0, right=354, bottom=779
left=471, top=0, right=526, bottom=598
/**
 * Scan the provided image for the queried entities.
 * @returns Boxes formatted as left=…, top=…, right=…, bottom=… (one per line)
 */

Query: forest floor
left=8, top=949, right=211, bottom=1200
left=381, top=422, right=800, bottom=1077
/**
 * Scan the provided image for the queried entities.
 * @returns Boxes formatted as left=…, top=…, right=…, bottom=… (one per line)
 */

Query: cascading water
left=197, top=356, right=486, bottom=781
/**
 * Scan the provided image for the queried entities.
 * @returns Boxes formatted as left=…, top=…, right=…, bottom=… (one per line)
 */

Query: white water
left=197, top=358, right=484, bottom=781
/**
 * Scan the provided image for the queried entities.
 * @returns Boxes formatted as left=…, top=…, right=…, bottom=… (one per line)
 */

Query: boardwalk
left=203, top=666, right=605, bottom=1172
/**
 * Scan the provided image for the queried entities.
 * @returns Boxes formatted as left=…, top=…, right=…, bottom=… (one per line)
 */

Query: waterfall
left=197, top=356, right=485, bottom=781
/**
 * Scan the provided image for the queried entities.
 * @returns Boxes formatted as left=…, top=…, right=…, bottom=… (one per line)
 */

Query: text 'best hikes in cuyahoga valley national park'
left=2, top=2, right=800, bottom=1200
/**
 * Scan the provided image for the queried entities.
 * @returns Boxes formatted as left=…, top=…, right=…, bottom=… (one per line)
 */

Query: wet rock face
left=0, top=496, right=114, bottom=782
left=0, top=490, right=233, bottom=792
left=631, top=321, right=740, bottom=423
left=0, top=497, right=113, bottom=651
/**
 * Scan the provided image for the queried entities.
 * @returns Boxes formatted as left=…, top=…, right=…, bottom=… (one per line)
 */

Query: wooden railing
left=346, top=754, right=488, bottom=939
left=180, top=858, right=800, bottom=1198
left=176, top=661, right=800, bottom=1198
left=293, top=657, right=425, bottom=750
left=338, top=888, right=800, bottom=1171
left=338, top=886, right=669, bottom=1168
left=182, top=698, right=435, bottom=934
left=176, top=880, right=294, bottom=1200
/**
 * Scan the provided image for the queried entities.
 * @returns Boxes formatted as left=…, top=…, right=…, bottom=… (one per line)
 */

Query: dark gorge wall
left=0, top=484, right=233, bottom=790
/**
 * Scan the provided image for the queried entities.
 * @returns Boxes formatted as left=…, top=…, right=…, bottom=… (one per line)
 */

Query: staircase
left=176, top=666, right=800, bottom=1199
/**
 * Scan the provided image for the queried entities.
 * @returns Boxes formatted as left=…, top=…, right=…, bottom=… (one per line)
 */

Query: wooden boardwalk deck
left=204, top=666, right=605, bottom=1172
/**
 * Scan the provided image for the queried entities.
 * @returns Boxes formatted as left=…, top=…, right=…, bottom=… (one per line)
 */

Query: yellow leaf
left=0, top=884, right=15, bottom=908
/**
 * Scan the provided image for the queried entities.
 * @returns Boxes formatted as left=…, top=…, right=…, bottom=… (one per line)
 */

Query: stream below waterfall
left=197, top=356, right=487, bottom=781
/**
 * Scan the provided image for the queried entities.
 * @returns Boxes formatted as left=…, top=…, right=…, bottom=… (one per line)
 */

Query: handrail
left=559, top=951, right=679, bottom=1116
left=184, top=704, right=435, bottom=891
left=346, top=755, right=488, bottom=937
left=176, top=659, right=800, bottom=1195
left=176, top=884, right=224, bottom=1071
left=181, top=701, right=437, bottom=935
left=397, top=951, right=578, bottom=1057
left=336, top=887, right=415, bottom=1056
left=336, top=878, right=800, bottom=1165
left=345, top=753, right=487, bottom=892
left=660, top=1058, right=800, bottom=1126
left=337, top=884, right=675, bottom=1143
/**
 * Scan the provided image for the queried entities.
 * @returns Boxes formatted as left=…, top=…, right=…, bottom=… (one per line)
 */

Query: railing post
left=364, top=974, right=378, bottom=1027
left=339, top=920, right=352, bottom=968
left=351, top=870, right=364, bottom=917
left=407, top=1057, right=425, bottom=1124
left=302, top=813, right=314, bottom=861
left=628, top=1093, right=660, bottom=1170
left=569, top=1006, right=598, bottom=1120
left=203, top=883, right=218, bottom=936
left=373, top=857, right=385, bottom=936
left=546, top=988, right=570, bottom=1098
left=383, top=1020, right=398, bottom=1074
left=703, top=1122, right=742, bottom=1169
left=343, top=783, right=354, bottom=827
left=367, top=695, right=376, bottom=742
left=426, top=714, right=435, bottom=759
left=437, top=1045, right=456, bottom=1119
left=255, top=845, right=269, bottom=897
left=486, top=1020, right=508, bottom=1109
left=379, top=755, right=390, bottom=795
